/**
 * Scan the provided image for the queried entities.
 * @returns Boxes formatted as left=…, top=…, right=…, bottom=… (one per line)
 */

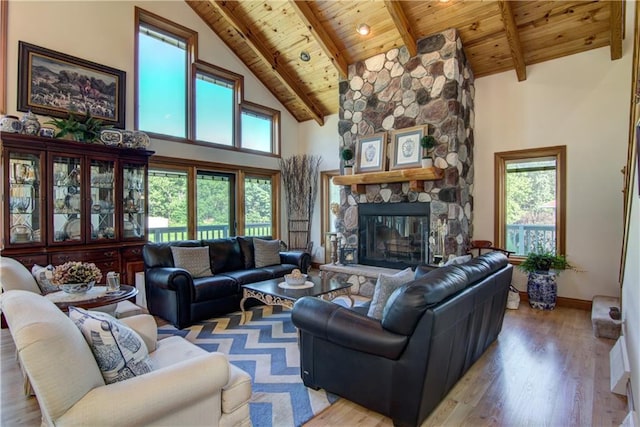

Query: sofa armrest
left=57, top=353, right=231, bottom=426
left=280, top=251, right=311, bottom=273
left=145, top=267, right=193, bottom=292
left=119, top=314, right=158, bottom=353
left=292, top=297, right=408, bottom=359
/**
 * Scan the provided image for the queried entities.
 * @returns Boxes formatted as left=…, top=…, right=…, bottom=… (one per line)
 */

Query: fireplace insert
left=358, top=202, right=430, bottom=269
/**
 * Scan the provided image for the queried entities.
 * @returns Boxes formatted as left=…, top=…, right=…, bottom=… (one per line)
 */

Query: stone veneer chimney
left=335, top=29, right=475, bottom=261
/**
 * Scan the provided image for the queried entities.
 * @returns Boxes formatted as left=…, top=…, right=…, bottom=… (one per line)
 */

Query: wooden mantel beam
left=208, top=0, right=324, bottom=125
left=289, top=0, right=349, bottom=78
left=609, top=0, right=623, bottom=60
left=498, top=0, right=526, bottom=82
left=384, top=1, right=418, bottom=58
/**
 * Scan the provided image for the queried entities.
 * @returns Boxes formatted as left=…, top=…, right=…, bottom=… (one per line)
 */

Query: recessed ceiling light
left=300, top=51, right=311, bottom=62
left=356, top=23, right=370, bottom=36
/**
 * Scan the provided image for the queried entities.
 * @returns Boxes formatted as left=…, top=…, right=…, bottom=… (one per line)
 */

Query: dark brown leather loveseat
left=143, top=236, right=311, bottom=329
left=291, top=252, right=512, bottom=426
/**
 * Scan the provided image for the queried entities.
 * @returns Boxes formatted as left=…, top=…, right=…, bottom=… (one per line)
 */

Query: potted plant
left=46, top=112, right=109, bottom=143
left=420, top=135, right=436, bottom=168
left=341, top=146, right=355, bottom=175
left=519, top=247, right=573, bottom=310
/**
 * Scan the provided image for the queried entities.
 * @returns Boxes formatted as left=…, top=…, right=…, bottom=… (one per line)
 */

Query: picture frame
left=18, top=41, right=126, bottom=128
left=389, top=125, right=426, bottom=170
left=356, top=132, right=387, bottom=173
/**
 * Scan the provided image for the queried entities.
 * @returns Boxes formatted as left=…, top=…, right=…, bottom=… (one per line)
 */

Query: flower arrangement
left=51, top=261, right=102, bottom=285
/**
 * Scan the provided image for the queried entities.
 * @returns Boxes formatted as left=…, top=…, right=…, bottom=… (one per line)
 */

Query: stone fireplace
left=334, top=29, right=475, bottom=266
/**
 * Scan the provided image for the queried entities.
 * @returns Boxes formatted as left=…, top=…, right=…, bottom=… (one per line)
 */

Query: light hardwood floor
left=1, top=305, right=627, bottom=426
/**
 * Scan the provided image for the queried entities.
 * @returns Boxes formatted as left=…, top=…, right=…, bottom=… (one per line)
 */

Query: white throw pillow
left=69, top=306, right=153, bottom=384
left=254, top=238, right=281, bottom=268
left=170, top=246, right=213, bottom=278
left=31, top=264, right=58, bottom=294
left=443, top=254, right=472, bottom=266
left=367, top=267, right=414, bottom=320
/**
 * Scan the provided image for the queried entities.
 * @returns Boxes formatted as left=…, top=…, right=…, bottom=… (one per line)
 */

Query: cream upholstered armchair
left=0, top=256, right=144, bottom=318
left=1, top=290, right=253, bottom=427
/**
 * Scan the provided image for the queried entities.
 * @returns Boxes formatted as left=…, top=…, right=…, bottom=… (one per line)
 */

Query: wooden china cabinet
left=1, top=132, right=154, bottom=285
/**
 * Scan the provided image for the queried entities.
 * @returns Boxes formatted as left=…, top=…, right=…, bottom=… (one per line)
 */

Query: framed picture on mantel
left=17, top=41, right=126, bottom=128
left=356, top=132, right=387, bottom=173
left=390, top=125, right=425, bottom=170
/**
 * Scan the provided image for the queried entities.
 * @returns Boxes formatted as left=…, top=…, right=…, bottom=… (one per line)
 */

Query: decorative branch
left=279, top=155, right=322, bottom=250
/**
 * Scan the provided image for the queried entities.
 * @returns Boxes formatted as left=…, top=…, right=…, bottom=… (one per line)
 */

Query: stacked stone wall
left=335, top=29, right=475, bottom=260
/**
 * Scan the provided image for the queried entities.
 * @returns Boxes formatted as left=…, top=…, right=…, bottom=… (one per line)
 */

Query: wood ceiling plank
left=289, top=0, right=349, bottom=77
left=498, top=0, right=526, bottom=81
left=525, top=33, right=610, bottom=65
left=207, top=0, right=325, bottom=125
left=186, top=0, right=620, bottom=122
left=609, top=0, right=623, bottom=60
left=383, top=1, right=417, bottom=57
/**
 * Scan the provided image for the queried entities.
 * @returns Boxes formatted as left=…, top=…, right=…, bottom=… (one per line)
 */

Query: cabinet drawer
left=51, top=250, right=119, bottom=264
left=122, top=246, right=144, bottom=259
left=93, top=260, right=121, bottom=274
left=11, top=254, right=48, bottom=269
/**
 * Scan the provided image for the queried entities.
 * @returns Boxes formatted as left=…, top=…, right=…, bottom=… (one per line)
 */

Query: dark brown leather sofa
left=143, top=236, right=311, bottom=329
left=291, top=252, right=512, bottom=427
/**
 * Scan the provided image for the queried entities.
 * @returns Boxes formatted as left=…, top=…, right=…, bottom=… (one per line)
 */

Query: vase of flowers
left=51, top=261, right=102, bottom=294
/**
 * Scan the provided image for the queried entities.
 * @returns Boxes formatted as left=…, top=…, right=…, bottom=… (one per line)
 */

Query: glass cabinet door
left=122, top=162, right=146, bottom=239
left=8, top=151, right=43, bottom=245
left=51, top=154, right=83, bottom=243
left=89, top=158, right=116, bottom=242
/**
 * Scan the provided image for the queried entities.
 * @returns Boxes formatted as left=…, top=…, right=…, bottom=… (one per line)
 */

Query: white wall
left=298, top=113, right=340, bottom=262
left=622, top=168, right=639, bottom=411
left=474, top=41, right=633, bottom=300
left=6, top=1, right=300, bottom=232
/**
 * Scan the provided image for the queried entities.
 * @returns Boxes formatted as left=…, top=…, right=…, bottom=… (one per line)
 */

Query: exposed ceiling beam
left=609, top=0, right=623, bottom=60
left=289, top=0, right=348, bottom=78
left=384, top=1, right=417, bottom=58
left=497, top=0, right=526, bottom=82
left=206, top=0, right=324, bottom=125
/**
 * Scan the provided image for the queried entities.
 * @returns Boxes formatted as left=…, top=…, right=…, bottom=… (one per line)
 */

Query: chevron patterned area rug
left=157, top=305, right=338, bottom=427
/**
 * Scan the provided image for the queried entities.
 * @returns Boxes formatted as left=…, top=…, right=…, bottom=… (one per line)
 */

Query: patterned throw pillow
left=69, top=306, right=153, bottom=384
left=170, top=246, right=213, bottom=278
left=253, top=238, right=281, bottom=268
left=31, top=264, right=59, bottom=294
left=367, top=267, right=414, bottom=320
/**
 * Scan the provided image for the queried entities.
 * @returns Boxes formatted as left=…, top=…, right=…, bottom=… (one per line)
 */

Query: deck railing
left=148, top=223, right=272, bottom=242
left=506, top=224, right=556, bottom=255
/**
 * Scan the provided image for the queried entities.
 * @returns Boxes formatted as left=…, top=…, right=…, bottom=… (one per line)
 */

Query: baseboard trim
left=519, top=292, right=592, bottom=311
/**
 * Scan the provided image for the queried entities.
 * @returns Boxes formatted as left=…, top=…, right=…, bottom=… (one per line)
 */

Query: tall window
left=244, top=176, right=273, bottom=236
left=495, top=146, right=566, bottom=258
left=135, top=8, right=280, bottom=155
left=136, top=12, right=194, bottom=138
left=320, top=170, right=341, bottom=262
left=195, top=63, right=240, bottom=146
left=196, top=172, right=235, bottom=239
left=241, top=102, right=279, bottom=154
left=147, top=168, right=188, bottom=242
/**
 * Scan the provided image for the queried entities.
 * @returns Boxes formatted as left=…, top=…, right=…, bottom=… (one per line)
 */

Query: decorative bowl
left=61, top=281, right=95, bottom=294
left=284, top=274, right=308, bottom=287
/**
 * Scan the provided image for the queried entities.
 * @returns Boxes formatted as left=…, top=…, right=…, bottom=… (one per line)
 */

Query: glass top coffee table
left=240, top=274, right=353, bottom=324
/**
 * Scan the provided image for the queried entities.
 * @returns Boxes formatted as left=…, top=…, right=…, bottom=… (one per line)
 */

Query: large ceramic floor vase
left=527, top=271, right=557, bottom=310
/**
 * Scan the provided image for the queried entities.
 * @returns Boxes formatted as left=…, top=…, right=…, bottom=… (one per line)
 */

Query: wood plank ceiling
left=187, top=0, right=624, bottom=125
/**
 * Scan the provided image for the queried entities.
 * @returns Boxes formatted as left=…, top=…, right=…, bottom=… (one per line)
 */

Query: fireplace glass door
left=358, top=202, right=430, bottom=269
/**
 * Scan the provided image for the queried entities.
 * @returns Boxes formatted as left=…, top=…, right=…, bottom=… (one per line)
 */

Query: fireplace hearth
left=358, top=202, right=430, bottom=269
